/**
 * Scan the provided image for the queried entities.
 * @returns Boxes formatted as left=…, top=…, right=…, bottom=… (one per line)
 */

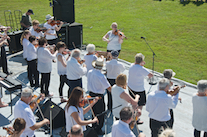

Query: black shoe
left=6, top=71, right=13, bottom=75
left=136, top=119, right=144, bottom=125
left=96, top=130, right=104, bottom=135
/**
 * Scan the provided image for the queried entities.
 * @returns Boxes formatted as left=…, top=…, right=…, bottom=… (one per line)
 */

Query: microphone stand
left=141, top=37, right=157, bottom=85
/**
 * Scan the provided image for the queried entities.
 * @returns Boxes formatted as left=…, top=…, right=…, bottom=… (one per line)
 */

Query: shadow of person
left=192, top=0, right=205, bottom=6
left=180, top=0, right=190, bottom=6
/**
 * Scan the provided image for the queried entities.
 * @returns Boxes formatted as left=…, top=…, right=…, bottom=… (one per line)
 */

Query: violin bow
left=86, top=97, right=98, bottom=125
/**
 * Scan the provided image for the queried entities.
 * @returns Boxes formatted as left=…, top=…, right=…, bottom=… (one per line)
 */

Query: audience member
left=68, top=125, right=83, bottom=137
left=20, top=9, right=33, bottom=30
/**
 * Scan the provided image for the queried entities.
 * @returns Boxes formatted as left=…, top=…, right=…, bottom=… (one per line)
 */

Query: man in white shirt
left=112, top=107, right=146, bottom=137
left=146, top=78, right=179, bottom=137
left=14, top=88, right=49, bottom=137
left=68, top=125, right=83, bottom=137
left=67, top=49, right=87, bottom=97
left=106, top=50, right=125, bottom=110
left=128, top=53, right=153, bottom=123
left=87, top=57, right=111, bottom=135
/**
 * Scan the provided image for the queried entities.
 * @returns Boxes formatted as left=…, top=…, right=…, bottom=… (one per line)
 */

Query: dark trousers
left=28, top=59, right=39, bottom=87
left=59, top=75, right=69, bottom=96
left=89, top=92, right=105, bottom=132
left=0, top=46, right=9, bottom=74
left=194, top=129, right=207, bottom=137
left=40, top=73, right=51, bottom=96
left=169, top=109, right=174, bottom=128
left=107, top=78, right=115, bottom=110
left=68, top=78, right=82, bottom=98
left=150, top=118, right=171, bottom=137
left=47, top=38, right=57, bottom=45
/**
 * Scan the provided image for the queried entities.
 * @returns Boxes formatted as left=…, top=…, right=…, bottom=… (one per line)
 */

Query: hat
left=111, top=50, right=119, bottom=57
left=27, top=9, right=34, bottom=15
left=45, top=14, right=54, bottom=20
left=163, top=69, right=176, bottom=79
left=92, top=58, right=105, bottom=69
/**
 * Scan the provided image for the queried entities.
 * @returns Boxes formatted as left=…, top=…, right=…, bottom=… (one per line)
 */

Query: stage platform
left=0, top=49, right=197, bottom=137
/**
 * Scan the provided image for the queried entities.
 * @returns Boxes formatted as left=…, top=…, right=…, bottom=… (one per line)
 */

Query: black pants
left=169, top=109, right=174, bottom=128
left=28, top=59, right=39, bottom=87
left=47, top=38, right=57, bottom=45
left=40, top=73, right=51, bottom=96
left=0, top=46, right=9, bottom=74
left=150, top=118, right=171, bottom=137
left=194, top=129, right=207, bottom=137
left=68, top=78, right=82, bottom=98
left=59, top=75, right=69, bottom=96
left=89, top=92, right=105, bottom=132
left=107, top=78, right=115, bottom=110
left=129, top=88, right=146, bottom=106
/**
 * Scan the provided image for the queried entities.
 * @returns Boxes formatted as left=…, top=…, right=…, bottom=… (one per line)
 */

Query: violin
left=167, top=85, right=186, bottom=96
left=35, top=27, right=48, bottom=33
left=29, top=95, right=42, bottom=110
left=3, top=127, right=14, bottom=135
left=46, top=44, right=57, bottom=54
left=78, top=59, right=85, bottom=64
left=114, top=30, right=127, bottom=39
left=62, top=49, right=71, bottom=55
left=49, top=20, right=62, bottom=26
left=79, top=95, right=101, bottom=107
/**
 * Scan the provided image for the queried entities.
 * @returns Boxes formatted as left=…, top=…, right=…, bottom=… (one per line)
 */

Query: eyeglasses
left=112, top=26, right=117, bottom=28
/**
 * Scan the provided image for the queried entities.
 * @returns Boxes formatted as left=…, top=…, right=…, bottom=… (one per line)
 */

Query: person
left=44, top=14, right=63, bottom=45
left=37, top=37, right=58, bottom=97
left=14, top=88, right=49, bottom=137
left=0, top=77, right=8, bottom=107
left=106, top=50, right=125, bottom=110
left=27, top=36, right=39, bottom=88
left=56, top=41, right=70, bottom=102
left=83, top=44, right=97, bottom=74
left=20, top=9, right=34, bottom=30
left=146, top=78, right=179, bottom=137
left=111, top=74, right=139, bottom=120
left=29, top=20, right=44, bottom=38
left=102, top=22, right=125, bottom=55
left=66, top=49, right=87, bottom=97
left=163, top=69, right=180, bottom=128
left=87, top=57, right=111, bottom=135
left=20, top=30, right=31, bottom=60
left=68, top=125, right=84, bottom=137
left=65, top=87, right=99, bottom=134
left=158, top=128, right=176, bottom=137
left=6, top=118, right=26, bottom=137
left=192, top=80, right=207, bottom=137
left=112, top=107, right=146, bottom=137
left=128, top=53, right=153, bottom=123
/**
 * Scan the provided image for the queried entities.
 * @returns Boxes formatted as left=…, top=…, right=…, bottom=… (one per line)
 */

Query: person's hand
left=82, top=63, right=86, bottom=67
left=92, top=117, right=99, bottom=124
left=107, top=40, right=110, bottom=43
left=39, top=93, right=45, bottom=101
left=60, top=21, right=64, bottom=25
left=0, top=77, right=4, bottom=81
left=135, top=94, right=140, bottom=99
left=93, top=97, right=99, bottom=105
left=43, top=118, right=50, bottom=124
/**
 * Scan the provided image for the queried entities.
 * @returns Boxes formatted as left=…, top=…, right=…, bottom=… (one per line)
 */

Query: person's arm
left=30, top=118, right=49, bottom=130
left=71, top=112, right=98, bottom=126
left=58, top=54, right=67, bottom=67
left=102, top=33, right=110, bottom=43
left=120, top=91, right=139, bottom=106
left=83, top=97, right=99, bottom=114
left=107, top=86, right=111, bottom=92
left=118, top=36, right=124, bottom=44
left=148, top=72, right=153, bottom=78
left=55, top=22, right=64, bottom=31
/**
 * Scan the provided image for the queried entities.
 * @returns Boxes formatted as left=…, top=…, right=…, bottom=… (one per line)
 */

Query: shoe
left=52, top=60, right=56, bottom=63
left=96, top=130, right=104, bottom=135
left=46, top=92, right=54, bottom=97
left=136, top=119, right=144, bottom=125
left=6, top=71, right=13, bottom=75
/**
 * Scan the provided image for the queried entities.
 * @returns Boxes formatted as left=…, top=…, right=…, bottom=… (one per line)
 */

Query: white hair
left=197, top=80, right=207, bottom=93
left=86, top=44, right=95, bottom=53
left=21, top=88, right=33, bottom=98
left=111, top=22, right=118, bottom=28
left=71, top=49, right=81, bottom=58
left=135, top=53, right=145, bottom=64
left=159, top=78, right=170, bottom=90
left=159, top=129, right=176, bottom=137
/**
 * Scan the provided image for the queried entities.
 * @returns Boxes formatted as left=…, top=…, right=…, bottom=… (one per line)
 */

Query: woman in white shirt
left=27, top=36, right=39, bottom=87
left=6, top=118, right=26, bottom=137
left=29, top=20, right=44, bottom=38
left=65, top=87, right=99, bottom=133
left=56, top=41, right=70, bottom=102
left=20, top=30, right=31, bottom=60
left=37, top=37, right=57, bottom=97
left=111, top=74, right=140, bottom=120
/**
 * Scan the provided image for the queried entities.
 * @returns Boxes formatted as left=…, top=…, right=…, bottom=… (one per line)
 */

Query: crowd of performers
left=0, top=9, right=207, bottom=137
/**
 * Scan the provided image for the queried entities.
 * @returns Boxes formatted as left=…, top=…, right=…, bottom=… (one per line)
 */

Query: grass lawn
left=0, top=0, right=206, bottom=84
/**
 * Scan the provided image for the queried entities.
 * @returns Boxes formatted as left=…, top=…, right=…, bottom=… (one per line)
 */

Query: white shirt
left=14, top=100, right=36, bottom=137
left=112, top=120, right=136, bottom=137
left=87, top=69, right=110, bottom=94
left=57, top=53, right=67, bottom=75
left=22, top=38, right=30, bottom=59
left=37, top=47, right=56, bottom=73
left=65, top=106, right=86, bottom=132
left=146, top=90, right=179, bottom=122
left=27, top=43, right=37, bottom=61
left=83, top=54, right=97, bottom=73
left=192, top=94, right=207, bottom=132
left=29, top=26, right=44, bottom=38
left=66, top=57, right=87, bottom=80
left=106, top=30, right=121, bottom=51
left=128, top=64, right=150, bottom=92
left=106, top=59, right=125, bottom=79
left=44, top=22, right=57, bottom=40
left=111, top=85, right=129, bottom=118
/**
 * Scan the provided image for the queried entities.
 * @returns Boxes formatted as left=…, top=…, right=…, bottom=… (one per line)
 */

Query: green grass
left=0, top=0, right=207, bottom=84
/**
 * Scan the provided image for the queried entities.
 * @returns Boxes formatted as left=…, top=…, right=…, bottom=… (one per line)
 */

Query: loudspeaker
left=68, top=22, right=82, bottom=49
left=53, top=0, right=75, bottom=24
left=8, top=30, right=23, bottom=54
left=36, top=100, right=66, bottom=129
left=56, top=24, right=70, bottom=46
